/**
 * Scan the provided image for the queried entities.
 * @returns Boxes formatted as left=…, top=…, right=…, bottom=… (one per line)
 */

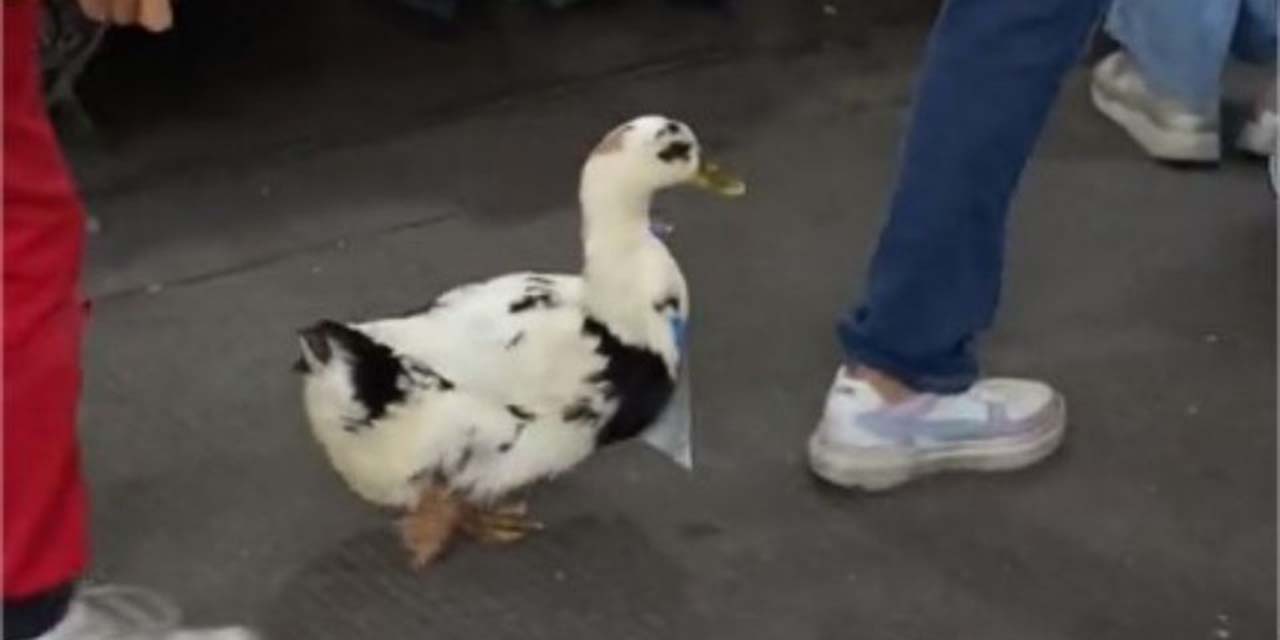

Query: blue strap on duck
left=638, top=218, right=693, bottom=470
left=651, top=219, right=688, bottom=356
left=669, top=316, right=688, bottom=355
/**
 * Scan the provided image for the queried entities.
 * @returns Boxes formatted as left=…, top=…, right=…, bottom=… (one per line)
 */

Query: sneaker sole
left=1090, top=83, right=1220, bottom=163
left=807, top=394, right=1067, bottom=492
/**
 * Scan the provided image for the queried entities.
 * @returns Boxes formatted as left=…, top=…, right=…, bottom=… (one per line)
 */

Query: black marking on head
left=509, top=292, right=556, bottom=313
left=527, top=275, right=555, bottom=286
left=657, top=121, right=682, bottom=138
left=582, top=318, right=676, bottom=446
left=562, top=398, right=602, bottom=425
left=498, top=423, right=528, bottom=453
left=292, top=357, right=310, bottom=373
left=657, top=141, right=692, bottom=164
left=505, top=331, right=526, bottom=350
left=653, top=295, right=681, bottom=314
left=506, top=405, right=537, bottom=421
left=302, top=321, right=408, bottom=423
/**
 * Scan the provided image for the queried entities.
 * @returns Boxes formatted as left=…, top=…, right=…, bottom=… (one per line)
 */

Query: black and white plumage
left=296, top=116, right=742, bottom=558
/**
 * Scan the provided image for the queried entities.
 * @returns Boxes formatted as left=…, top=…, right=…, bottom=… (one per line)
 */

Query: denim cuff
left=837, top=316, right=979, bottom=394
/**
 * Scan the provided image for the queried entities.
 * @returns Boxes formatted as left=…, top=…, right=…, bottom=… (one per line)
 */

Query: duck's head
left=581, top=115, right=744, bottom=200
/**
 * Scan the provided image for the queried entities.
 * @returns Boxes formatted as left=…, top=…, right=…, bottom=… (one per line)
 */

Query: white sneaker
left=1091, top=51, right=1220, bottom=162
left=808, top=369, right=1066, bottom=491
left=1237, top=82, right=1277, bottom=158
left=38, top=585, right=256, bottom=640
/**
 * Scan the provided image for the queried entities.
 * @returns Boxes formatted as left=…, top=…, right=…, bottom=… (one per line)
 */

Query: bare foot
left=398, top=487, right=463, bottom=569
left=460, top=500, right=544, bottom=544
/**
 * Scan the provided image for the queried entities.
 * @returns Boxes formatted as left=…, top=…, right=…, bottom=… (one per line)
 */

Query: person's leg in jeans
left=1095, top=0, right=1277, bottom=161
left=808, top=0, right=1106, bottom=490
left=1231, top=0, right=1279, bottom=64
left=3, top=3, right=251, bottom=638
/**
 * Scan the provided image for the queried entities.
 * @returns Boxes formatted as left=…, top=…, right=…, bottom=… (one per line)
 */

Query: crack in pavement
left=90, top=209, right=461, bottom=304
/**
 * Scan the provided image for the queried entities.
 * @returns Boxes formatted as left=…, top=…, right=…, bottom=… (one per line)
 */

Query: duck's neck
left=578, top=170, right=672, bottom=346
left=581, top=184, right=652, bottom=271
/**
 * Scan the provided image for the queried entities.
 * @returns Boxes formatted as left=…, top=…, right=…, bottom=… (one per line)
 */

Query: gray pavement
left=66, top=3, right=1274, bottom=638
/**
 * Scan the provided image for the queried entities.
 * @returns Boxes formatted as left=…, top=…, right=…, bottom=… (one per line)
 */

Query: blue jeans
left=838, top=0, right=1107, bottom=393
left=1106, top=0, right=1277, bottom=114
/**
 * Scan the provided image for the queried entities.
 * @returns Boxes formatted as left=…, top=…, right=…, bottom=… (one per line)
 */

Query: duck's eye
left=657, top=141, right=692, bottom=163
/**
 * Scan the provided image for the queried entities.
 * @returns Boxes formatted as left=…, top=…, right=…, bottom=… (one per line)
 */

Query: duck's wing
left=359, top=272, right=602, bottom=408
left=297, top=317, right=599, bottom=507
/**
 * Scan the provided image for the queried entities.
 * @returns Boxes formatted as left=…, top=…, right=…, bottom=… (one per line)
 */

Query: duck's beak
left=689, top=158, right=745, bottom=197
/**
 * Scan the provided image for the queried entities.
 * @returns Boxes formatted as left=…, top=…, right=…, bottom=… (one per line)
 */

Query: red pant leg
left=3, top=0, right=90, bottom=599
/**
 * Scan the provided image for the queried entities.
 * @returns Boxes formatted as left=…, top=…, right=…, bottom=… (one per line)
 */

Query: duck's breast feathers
left=580, top=316, right=676, bottom=446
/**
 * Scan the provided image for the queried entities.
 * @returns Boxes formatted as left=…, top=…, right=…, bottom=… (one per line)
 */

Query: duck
left=295, top=115, right=744, bottom=567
